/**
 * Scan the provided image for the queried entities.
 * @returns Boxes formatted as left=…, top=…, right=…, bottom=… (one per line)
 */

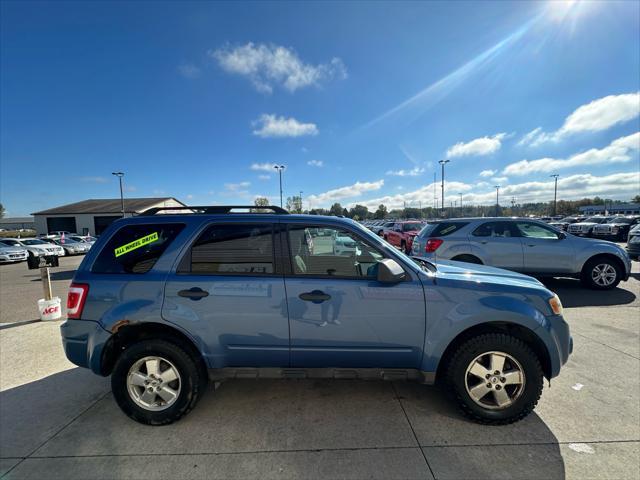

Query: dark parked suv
left=61, top=206, right=572, bottom=426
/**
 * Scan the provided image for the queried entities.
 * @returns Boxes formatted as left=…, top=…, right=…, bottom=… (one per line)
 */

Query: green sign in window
left=114, top=232, right=158, bottom=257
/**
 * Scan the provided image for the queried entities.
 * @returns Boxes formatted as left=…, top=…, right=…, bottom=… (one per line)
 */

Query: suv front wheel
left=581, top=257, right=621, bottom=290
left=111, top=339, right=206, bottom=425
left=445, top=333, right=543, bottom=425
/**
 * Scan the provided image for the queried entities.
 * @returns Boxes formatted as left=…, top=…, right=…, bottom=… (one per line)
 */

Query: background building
left=0, top=216, right=35, bottom=231
left=32, top=197, right=185, bottom=235
left=578, top=203, right=640, bottom=215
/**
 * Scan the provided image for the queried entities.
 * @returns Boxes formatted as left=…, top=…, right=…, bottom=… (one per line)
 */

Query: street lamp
left=273, top=165, right=286, bottom=208
left=299, top=190, right=303, bottom=213
left=550, top=174, right=559, bottom=216
left=494, top=185, right=500, bottom=217
left=111, top=172, right=125, bottom=217
left=458, top=193, right=463, bottom=216
left=439, top=159, right=450, bottom=218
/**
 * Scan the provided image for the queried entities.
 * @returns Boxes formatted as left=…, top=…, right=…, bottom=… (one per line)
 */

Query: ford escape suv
left=61, top=206, right=572, bottom=426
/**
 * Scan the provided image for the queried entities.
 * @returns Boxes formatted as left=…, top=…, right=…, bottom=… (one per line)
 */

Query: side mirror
left=558, top=232, right=567, bottom=239
left=377, top=258, right=406, bottom=283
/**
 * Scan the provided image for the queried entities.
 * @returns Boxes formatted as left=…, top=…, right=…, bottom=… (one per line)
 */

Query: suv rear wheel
left=111, top=339, right=206, bottom=425
left=445, top=333, right=543, bottom=425
left=581, top=257, right=621, bottom=290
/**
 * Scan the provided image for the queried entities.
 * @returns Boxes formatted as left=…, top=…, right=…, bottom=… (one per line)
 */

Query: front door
left=162, top=222, right=290, bottom=367
left=513, top=221, right=575, bottom=273
left=283, top=223, right=425, bottom=368
left=468, top=221, right=524, bottom=270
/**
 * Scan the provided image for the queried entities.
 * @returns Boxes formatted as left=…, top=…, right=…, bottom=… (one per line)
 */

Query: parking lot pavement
left=0, top=259, right=639, bottom=479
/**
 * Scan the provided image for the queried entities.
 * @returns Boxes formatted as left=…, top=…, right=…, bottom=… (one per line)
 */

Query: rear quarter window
left=92, top=223, right=185, bottom=274
left=420, top=222, right=469, bottom=237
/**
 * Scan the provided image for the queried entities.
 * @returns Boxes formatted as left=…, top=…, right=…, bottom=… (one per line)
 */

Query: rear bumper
left=60, top=319, right=112, bottom=375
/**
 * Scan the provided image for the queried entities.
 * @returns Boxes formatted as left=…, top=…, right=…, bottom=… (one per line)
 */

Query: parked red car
left=384, top=221, right=425, bottom=254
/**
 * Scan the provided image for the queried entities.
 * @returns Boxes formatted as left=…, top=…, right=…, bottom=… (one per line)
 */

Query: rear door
left=468, top=221, right=524, bottom=270
left=283, top=222, right=425, bottom=368
left=162, top=221, right=290, bottom=367
left=513, top=221, right=575, bottom=273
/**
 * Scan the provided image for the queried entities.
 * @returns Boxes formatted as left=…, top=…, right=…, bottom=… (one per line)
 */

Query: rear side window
left=92, top=223, right=185, bottom=274
left=472, top=222, right=516, bottom=238
left=420, top=222, right=468, bottom=237
left=189, top=224, right=274, bottom=275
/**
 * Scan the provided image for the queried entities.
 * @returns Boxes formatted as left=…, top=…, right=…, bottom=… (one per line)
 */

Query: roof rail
left=139, top=205, right=289, bottom=216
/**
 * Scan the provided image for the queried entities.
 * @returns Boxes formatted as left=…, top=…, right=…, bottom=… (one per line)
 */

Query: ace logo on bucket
left=114, top=232, right=159, bottom=257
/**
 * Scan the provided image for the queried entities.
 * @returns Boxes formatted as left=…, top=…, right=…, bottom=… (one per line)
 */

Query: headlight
left=548, top=295, right=563, bottom=316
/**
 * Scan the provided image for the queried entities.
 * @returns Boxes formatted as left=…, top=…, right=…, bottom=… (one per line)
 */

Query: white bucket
left=37, top=297, right=62, bottom=321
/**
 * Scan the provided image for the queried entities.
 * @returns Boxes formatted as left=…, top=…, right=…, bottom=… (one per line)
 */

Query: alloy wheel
left=464, top=351, right=525, bottom=410
left=591, top=263, right=617, bottom=287
left=126, top=356, right=182, bottom=411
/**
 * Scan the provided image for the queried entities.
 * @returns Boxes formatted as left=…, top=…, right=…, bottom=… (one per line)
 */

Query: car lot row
left=363, top=216, right=639, bottom=290
left=0, top=233, right=96, bottom=263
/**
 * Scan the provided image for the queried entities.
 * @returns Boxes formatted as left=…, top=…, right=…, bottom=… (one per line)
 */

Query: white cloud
left=307, top=180, right=384, bottom=206
left=479, top=169, right=496, bottom=177
left=250, top=162, right=279, bottom=171
left=307, top=159, right=324, bottom=167
left=225, top=181, right=251, bottom=191
left=504, top=132, right=640, bottom=176
left=211, top=42, right=347, bottom=93
left=252, top=114, right=318, bottom=138
left=491, top=176, right=509, bottom=184
left=519, top=92, right=640, bottom=146
left=355, top=181, right=473, bottom=210
left=258, top=174, right=271, bottom=180
left=446, top=133, right=507, bottom=158
left=386, top=166, right=425, bottom=177
left=186, top=194, right=194, bottom=200
left=178, top=63, right=201, bottom=79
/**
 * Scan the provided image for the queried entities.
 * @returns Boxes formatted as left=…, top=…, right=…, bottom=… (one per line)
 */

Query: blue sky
left=1, top=0, right=639, bottom=216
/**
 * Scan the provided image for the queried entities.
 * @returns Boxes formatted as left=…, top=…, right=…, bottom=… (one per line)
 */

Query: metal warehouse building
left=32, top=197, right=186, bottom=236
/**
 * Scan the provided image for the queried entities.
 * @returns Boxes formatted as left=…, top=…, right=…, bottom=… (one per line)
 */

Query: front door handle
left=178, top=287, right=209, bottom=300
left=299, top=290, right=331, bottom=304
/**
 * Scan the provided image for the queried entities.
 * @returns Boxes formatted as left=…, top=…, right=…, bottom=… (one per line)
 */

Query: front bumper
left=60, top=319, right=112, bottom=375
left=0, top=253, right=27, bottom=262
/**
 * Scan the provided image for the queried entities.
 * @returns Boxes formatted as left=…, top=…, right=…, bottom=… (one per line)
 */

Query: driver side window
left=288, top=225, right=384, bottom=278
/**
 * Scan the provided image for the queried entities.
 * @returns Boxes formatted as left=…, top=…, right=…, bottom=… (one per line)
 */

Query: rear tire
left=111, top=339, right=206, bottom=425
left=581, top=257, right=621, bottom=290
left=444, top=333, right=543, bottom=425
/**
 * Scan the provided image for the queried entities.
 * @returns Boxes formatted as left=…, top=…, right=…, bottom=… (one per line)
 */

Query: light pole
left=299, top=191, right=303, bottom=213
left=550, top=174, right=559, bottom=216
left=273, top=165, right=285, bottom=208
left=439, top=159, right=450, bottom=218
left=459, top=193, right=463, bottom=216
left=111, top=172, right=125, bottom=217
left=494, top=185, right=500, bottom=217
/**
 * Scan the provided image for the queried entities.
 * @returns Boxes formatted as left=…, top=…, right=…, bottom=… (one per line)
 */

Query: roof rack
left=139, top=205, right=289, bottom=216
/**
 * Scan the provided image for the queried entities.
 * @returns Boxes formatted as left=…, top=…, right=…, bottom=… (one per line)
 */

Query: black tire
left=580, top=256, right=622, bottom=290
left=444, top=333, right=543, bottom=425
left=451, top=255, right=483, bottom=265
left=111, top=339, right=206, bottom=425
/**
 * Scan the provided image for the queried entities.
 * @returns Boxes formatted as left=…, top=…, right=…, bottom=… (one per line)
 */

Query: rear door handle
left=299, top=290, right=331, bottom=304
left=178, top=287, right=209, bottom=300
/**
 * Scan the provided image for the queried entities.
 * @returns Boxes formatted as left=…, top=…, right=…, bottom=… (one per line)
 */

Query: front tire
left=581, top=257, right=621, bottom=290
left=111, top=339, right=206, bottom=425
left=445, top=333, right=543, bottom=425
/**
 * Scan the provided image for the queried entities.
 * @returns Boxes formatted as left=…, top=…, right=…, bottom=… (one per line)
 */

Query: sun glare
left=545, top=0, right=592, bottom=24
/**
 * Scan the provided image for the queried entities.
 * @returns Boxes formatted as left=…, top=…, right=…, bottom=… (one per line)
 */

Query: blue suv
left=61, top=206, right=572, bottom=425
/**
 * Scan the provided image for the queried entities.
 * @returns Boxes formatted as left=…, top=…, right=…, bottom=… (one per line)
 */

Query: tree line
left=255, top=195, right=640, bottom=220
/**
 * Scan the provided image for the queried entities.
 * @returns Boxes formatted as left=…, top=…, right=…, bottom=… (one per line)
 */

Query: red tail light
left=425, top=238, right=443, bottom=253
left=67, top=283, right=89, bottom=319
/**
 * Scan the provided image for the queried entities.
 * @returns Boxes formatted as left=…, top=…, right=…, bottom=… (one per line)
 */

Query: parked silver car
left=0, top=241, right=28, bottom=263
left=411, top=218, right=631, bottom=289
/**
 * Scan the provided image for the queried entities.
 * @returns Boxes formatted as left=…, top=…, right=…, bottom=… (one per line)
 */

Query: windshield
left=1, top=240, right=20, bottom=246
left=559, top=217, right=576, bottom=222
left=22, top=239, right=46, bottom=245
left=584, top=217, right=605, bottom=223
left=609, top=217, right=633, bottom=224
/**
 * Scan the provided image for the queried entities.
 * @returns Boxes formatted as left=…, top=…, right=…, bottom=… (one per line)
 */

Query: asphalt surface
left=0, top=254, right=638, bottom=479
